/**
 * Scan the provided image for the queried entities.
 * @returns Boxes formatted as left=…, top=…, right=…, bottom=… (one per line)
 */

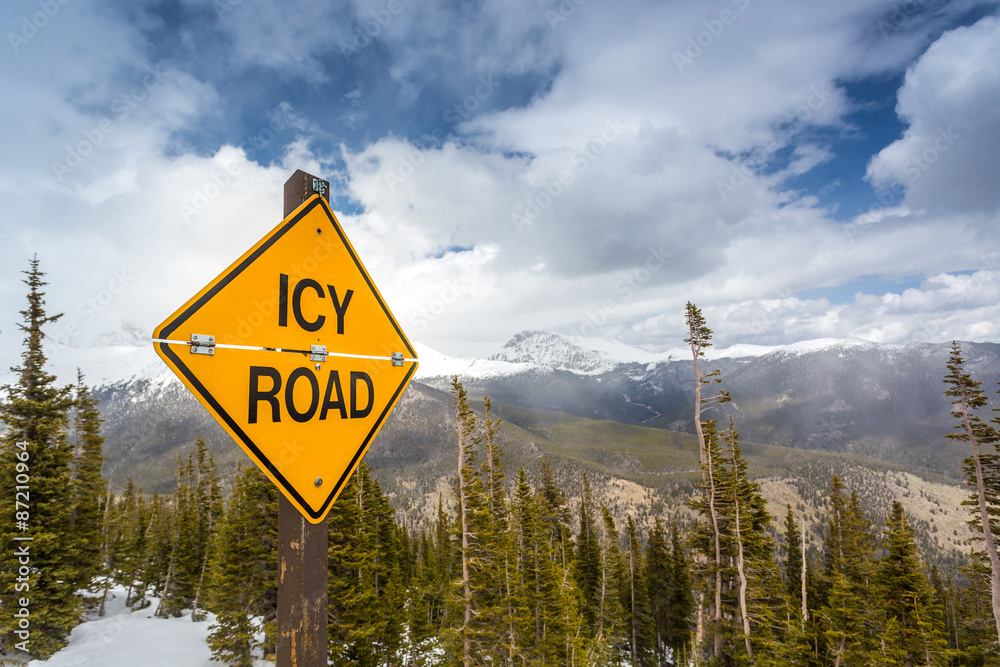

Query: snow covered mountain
left=15, top=325, right=998, bottom=490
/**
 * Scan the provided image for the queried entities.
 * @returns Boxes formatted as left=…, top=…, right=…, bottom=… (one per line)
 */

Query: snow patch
left=28, top=585, right=273, bottom=667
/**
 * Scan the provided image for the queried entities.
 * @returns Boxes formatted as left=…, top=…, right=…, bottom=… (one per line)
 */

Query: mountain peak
left=491, top=330, right=621, bottom=374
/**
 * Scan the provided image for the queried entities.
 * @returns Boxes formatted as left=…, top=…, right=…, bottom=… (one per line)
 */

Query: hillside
left=94, top=370, right=974, bottom=571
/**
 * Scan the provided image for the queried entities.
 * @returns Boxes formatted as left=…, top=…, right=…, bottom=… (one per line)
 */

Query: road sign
left=153, top=194, right=417, bottom=523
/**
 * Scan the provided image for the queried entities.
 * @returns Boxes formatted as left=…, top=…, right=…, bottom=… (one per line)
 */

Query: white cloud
left=866, top=15, right=1000, bottom=214
left=2, top=0, right=1000, bottom=377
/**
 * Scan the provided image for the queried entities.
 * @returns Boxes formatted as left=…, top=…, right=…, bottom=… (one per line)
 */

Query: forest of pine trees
left=5, top=264, right=1000, bottom=665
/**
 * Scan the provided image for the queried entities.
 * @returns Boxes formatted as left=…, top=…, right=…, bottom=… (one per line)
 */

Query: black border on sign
left=158, top=341, right=415, bottom=520
left=155, top=195, right=418, bottom=519
left=159, top=196, right=416, bottom=359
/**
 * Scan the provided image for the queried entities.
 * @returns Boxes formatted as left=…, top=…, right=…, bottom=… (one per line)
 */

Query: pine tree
left=952, top=551, right=1000, bottom=665
left=137, top=491, right=171, bottom=603
left=645, top=518, right=671, bottom=663
left=448, top=376, right=484, bottom=666
left=664, top=521, right=695, bottom=664
left=575, top=474, right=603, bottom=637
left=364, top=469, right=406, bottom=665
left=113, top=478, right=149, bottom=607
left=944, top=341, right=1000, bottom=644
left=328, top=465, right=376, bottom=665
left=596, top=505, right=628, bottom=661
left=407, top=528, right=441, bottom=663
left=684, top=302, right=731, bottom=662
left=158, top=457, right=196, bottom=616
left=784, top=504, right=804, bottom=622
left=96, top=486, right=116, bottom=617
left=624, top=515, right=654, bottom=665
left=328, top=463, right=409, bottom=665
left=688, top=418, right=732, bottom=660
left=206, top=466, right=258, bottom=666
left=0, top=258, right=78, bottom=658
left=819, top=476, right=877, bottom=665
left=874, top=501, right=950, bottom=666
left=510, top=466, right=586, bottom=664
left=67, top=371, right=107, bottom=598
left=510, top=467, right=541, bottom=664
left=475, top=396, right=511, bottom=663
left=190, top=438, right=222, bottom=620
left=205, top=463, right=277, bottom=664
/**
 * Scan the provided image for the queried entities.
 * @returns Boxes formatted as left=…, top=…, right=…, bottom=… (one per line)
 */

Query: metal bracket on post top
left=392, top=352, right=404, bottom=367
left=312, top=179, right=327, bottom=197
left=310, top=345, right=327, bottom=362
left=190, top=333, right=215, bottom=356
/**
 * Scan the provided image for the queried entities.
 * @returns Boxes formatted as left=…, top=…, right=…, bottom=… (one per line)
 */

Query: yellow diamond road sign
left=153, top=194, right=417, bottom=523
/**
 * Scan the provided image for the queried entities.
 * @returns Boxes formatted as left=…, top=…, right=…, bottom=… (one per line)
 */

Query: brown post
left=277, top=169, right=330, bottom=667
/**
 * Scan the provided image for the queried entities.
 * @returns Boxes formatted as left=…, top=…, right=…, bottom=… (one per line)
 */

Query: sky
left=1, top=0, right=999, bottom=370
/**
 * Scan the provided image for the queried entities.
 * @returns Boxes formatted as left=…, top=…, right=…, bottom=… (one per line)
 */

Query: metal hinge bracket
left=190, top=333, right=215, bottom=356
left=392, top=352, right=404, bottom=367
left=310, top=345, right=328, bottom=362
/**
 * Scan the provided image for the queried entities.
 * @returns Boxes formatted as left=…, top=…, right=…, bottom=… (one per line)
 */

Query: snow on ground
left=29, top=585, right=273, bottom=667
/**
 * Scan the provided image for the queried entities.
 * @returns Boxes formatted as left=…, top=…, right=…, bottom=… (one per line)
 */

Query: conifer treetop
left=683, top=301, right=713, bottom=356
left=8, top=256, right=64, bottom=398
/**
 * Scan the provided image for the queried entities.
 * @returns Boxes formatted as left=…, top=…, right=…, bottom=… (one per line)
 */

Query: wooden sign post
left=277, top=170, right=330, bottom=667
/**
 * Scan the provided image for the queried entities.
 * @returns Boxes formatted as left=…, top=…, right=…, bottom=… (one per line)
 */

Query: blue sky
left=1, top=0, right=999, bottom=367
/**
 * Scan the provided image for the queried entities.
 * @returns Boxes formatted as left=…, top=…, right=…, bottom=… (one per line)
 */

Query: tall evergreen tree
left=0, top=258, right=78, bottom=658
left=874, top=501, right=950, bottom=666
left=664, top=522, right=695, bottom=664
left=114, top=478, right=149, bottom=607
left=596, top=505, right=628, bottom=661
left=684, top=302, right=731, bottom=662
left=448, top=376, right=485, bottom=666
left=689, top=418, right=731, bottom=660
left=575, top=474, right=603, bottom=637
left=206, top=466, right=259, bottom=666
left=645, top=518, right=672, bottom=664
left=475, top=396, right=512, bottom=663
left=327, top=461, right=372, bottom=665
left=819, top=476, right=877, bottom=665
left=157, top=447, right=218, bottom=618
left=190, top=437, right=222, bottom=620
left=624, top=515, right=654, bottom=666
left=944, top=341, right=1000, bottom=644
left=510, top=466, right=587, bottom=664
left=784, top=504, right=804, bottom=622
left=139, top=491, right=173, bottom=605
left=67, top=371, right=107, bottom=598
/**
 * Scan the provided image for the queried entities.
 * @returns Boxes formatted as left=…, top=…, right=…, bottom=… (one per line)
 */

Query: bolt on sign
left=153, top=194, right=418, bottom=523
